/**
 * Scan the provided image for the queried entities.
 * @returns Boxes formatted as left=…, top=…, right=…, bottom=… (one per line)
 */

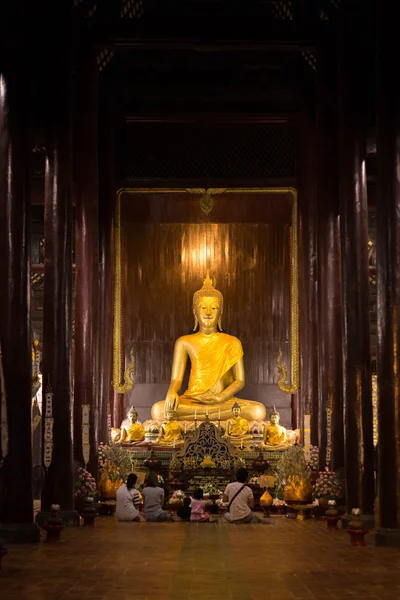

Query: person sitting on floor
left=116, top=473, right=144, bottom=522
left=177, top=496, right=192, bottom=522
left=190, top=488, right=213, bottom=522
left=142, top=473, right=173, bottom=522
left=223, top=467, right=274, bottom=524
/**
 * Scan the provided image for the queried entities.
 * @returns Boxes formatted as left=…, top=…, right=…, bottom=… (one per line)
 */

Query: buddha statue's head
left=269, top=406, right=280, bottom=425
left=192, top=273, right=224, bottom=332
left=232, top=401, right=241, bottom=419
left=127, top=406, right=138, bottom=424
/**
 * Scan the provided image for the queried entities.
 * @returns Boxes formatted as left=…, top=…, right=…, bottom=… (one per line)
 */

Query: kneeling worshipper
left=223, top=467, right=274, bottom=525
left=190, top=488, right=213, bottom=522
left=116, top=473, right=144, bottom=522
left=177, top=496, right=192, bottom=521
left=142, top=473, right=173, bottom=522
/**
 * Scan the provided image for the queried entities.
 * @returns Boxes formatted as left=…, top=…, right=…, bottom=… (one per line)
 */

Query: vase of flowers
left=169, top=457, right=183, bottom=478
left=272, top=498, right=287, bottom=515
left=233, top=456, right=246, bottom=470
left=306, top=445, right=320, bottom=484
left=74, top=467, right=97, bottom=510
left=97, top=443, right=134, bottom=498
left=313, top=469, right=342, bottom=503
left=218, top=458, right=232, bottom=472
left=276, top=446, right=313, bottom=504
left=183, top=456, right=198, bottom=471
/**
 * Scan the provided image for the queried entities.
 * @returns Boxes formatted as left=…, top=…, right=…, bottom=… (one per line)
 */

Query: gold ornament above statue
left=261, top=406, right=289, bottom=450
left=151, top=273, right=266, bottom=422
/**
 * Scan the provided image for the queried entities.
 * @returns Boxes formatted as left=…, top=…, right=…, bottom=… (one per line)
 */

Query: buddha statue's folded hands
left=193, top=392, right=226, bottom=405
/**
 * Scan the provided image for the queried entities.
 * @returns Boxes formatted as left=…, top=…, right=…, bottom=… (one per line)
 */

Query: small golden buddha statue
left=115, top=406, right=145, bottom=445
left=151, top=274, right=266, bottom=422
left=261, top=406, right=288, bottom=450
left=155, top=408, right=184, bottom=446
left=224, top=402, right=253, bottom=446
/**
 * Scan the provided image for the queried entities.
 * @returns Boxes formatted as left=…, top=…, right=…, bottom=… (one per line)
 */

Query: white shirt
left=223, top=482, right=253, bottom=521
left=116, top=484, right=140, bottom=521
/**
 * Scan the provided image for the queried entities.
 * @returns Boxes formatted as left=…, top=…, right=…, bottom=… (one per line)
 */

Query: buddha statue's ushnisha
left=155, top=408, right=184, bottom=446
left=115, top=406, right=145, bottom=444
left=261, top=406, right=288, bottom=449
left=151, top=274, right=266, bottom=422
left=224, top=402, right=252, bottom=442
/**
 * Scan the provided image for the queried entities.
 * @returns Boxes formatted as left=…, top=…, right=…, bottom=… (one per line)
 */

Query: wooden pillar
left=297, top=110, right=318, bottom=446
left=73, top=47, right=99, bottom=474
left=316, top=41, right=344, bottom=471
left=338, top=3, right=375, bottom=517
left=37, top=10, right=78, bottom=525
left=374, top=2, right=400, bottom=545
left=98, top=87, right=115, bottom=444
left=0, top=55, right=40, bottom=542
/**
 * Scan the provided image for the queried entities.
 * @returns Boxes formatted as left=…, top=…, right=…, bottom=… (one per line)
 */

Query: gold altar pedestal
left=291, top=504, right=314, bottom=520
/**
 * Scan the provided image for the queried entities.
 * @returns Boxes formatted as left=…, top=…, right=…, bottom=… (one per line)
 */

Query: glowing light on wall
left=180, top=224, right=224, bottom=282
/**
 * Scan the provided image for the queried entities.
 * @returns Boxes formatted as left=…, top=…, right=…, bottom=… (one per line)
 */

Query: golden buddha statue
left=155, top=408, right=184, bottom=446
left=224, top=402, right=253, bottom=445
left=261, top=406, right=288, bottom=450
left=151, top=274, right=266, bottom=422
left=114, top=406, right=145, bottom=445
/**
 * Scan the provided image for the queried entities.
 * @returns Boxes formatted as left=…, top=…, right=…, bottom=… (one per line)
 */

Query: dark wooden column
left=374, top=2, right=400, bottom=545
left=316, top=41, right=344, bottom=471
left=98, top=87, right=115, bottom=444
left=297, top=110, right=318, bottom=447
left=0, top=56, right=40, bottom=542
left=338, top=4, right=375, bottom=517
left=73, top=47, right=99, bottom=474
left=37, top=16, right=78, bottom=525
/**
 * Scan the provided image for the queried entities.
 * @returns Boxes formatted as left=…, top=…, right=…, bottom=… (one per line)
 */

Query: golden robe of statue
left=230, top=416, right=250, bottom=437
left=155, top=410, right=184, bottom=446
left=151, top=274, right=266, bottom=422
left=261, top=407, right=288, bottom=449
left=224, top=402, right=252, bottom=442
left=125, top=422, right=145, bottom=442
left=112, top=406, right=145, bottom=445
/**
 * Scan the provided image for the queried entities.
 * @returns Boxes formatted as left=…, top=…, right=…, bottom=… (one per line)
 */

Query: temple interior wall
left=121, top=190, right=293, bottom=425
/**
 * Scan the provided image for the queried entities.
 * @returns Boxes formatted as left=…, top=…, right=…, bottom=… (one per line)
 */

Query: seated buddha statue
left=155, top=408, right=184, bottom=446
left=114, top=406, right=145, bottom=445
left=261, top=406, right=288, bottom=450
left=151, top=274, right=266, bottom=422
left=224, top=402, right=253, bottom=446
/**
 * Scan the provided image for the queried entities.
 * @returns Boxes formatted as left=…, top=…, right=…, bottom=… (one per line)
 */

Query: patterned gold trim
left=113, top=187, right=299, bottom=395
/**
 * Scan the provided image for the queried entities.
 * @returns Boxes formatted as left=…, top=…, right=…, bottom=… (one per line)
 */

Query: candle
left=173, top=439, right=176, bottom=448
left=195, top=410, right=197, bottom=420
left=184, top=422, right=187, bottom=434
left=218, top=409, right=221, bottom=420
left=206, top=408, right=209, bottom=417
left=241, top=438, right=243, bottom=449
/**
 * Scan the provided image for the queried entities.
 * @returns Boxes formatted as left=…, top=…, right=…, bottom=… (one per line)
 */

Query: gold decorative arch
left=113, top=187, right=299, bottom=395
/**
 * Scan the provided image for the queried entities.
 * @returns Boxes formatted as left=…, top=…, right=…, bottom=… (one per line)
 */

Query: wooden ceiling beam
left=84, top=20, right=327, bottom=52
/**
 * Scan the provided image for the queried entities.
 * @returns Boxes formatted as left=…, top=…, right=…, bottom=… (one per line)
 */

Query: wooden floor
left=1, top=516, right=400, bottom=600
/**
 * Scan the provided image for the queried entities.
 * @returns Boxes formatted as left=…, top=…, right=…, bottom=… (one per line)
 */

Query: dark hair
left=183, top=496, right=191, bottom=507
left=193, top=487, right=204, bottom=500
left=146, top=473, right=159, bottom=487
left=126, top=473, right=138, bottom=490
left=236, top=467, right=248, bottom=483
